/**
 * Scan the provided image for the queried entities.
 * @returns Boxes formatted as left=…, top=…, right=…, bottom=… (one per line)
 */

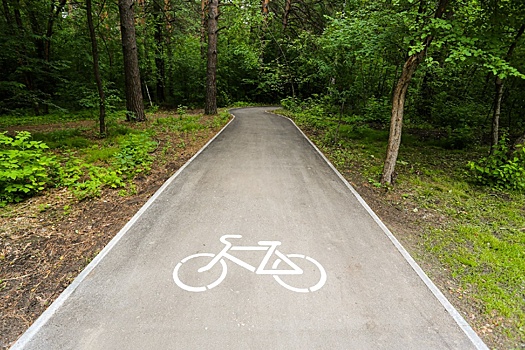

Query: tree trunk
left=381, top=53, right=424, bottom=185
left=118, top=0, right=146, bottom=121
left=381, top=0, right=450, bottom=185
left=2, top=0, right=13, bottom=28
left=490, top=23, right=525, bottom=154
left=200, top=0, right=207, bottom=58
left=262, top=0, right=270, bottom=15
left=153, top=0, right=165, bottom=103
left=205, top=0, right=219, bottom=115
left=283, top=0, right=292, bottom=31
left=44, top=0, right=67, bottom=62
left=86, top=0, right=106, bottom=135
left=490, top=76, right=503, bottom=154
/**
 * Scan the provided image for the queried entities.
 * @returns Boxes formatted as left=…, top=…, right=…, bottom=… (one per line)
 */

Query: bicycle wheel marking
left=272, top=254, right=327, bottom=293
left=172, top=235, right=327, bottom=293
left=173, top=253, right=228, bottom=292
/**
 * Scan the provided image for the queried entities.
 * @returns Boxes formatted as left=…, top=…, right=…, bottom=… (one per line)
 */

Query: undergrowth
left=0, top=109, right=228, bottom=205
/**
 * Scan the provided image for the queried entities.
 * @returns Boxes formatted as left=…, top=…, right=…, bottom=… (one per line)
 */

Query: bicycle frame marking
left=173, top=235, right=327, bottom=293
left=198, top=235, right=303, bottom=275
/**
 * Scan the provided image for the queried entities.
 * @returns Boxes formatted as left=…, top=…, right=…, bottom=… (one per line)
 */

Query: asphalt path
left=12, top=107, right=487, bottom=349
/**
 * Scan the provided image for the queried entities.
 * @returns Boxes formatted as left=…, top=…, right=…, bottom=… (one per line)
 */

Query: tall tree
left=118, top=0, right=146, bottom=121
left=262, top=0, right=270, bottom=15
left=381, top=0, right=450, bottom=185
left=86, top=0, right=106, bottom=135
left=201, top=0, right=207, bottom=57
left=283, top=0, right=292, bottom=31
left=490, top=23, right=525, bottom=154
left=152, top=0, right=166, bottom=103
left=205, top=0, right=219, bottom=115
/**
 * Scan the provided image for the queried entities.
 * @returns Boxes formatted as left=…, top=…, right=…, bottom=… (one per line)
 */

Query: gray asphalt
left=12, top=107, right=487, bottom=349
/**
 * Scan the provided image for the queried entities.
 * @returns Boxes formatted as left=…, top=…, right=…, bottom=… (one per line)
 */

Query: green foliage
left=177, top=105, right=188, bottom=118
left=153, top=114, right=207, bottom=133
left=78, top=85, right=123, bottom=112
left=58, top=156, right=124, bottom=200
left=0, top=132, right=58, bottom=205
left=55, top=132, right=157, bottom=200
left=468, top=137, right=525, bottom=191
left=112, top=133, right=157, bottom=179
left=84, top=145, right=119, bottom=163
left=32, top=129, right=92, bottom=149
left=0, top=127, right=160, bottom=202
left=442, top=125, right=478, bottom=150
left=0, top=111, right=94, bottom=128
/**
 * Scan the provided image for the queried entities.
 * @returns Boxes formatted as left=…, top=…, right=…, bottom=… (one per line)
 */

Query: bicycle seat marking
left=173, top=235, right=327, bottom=293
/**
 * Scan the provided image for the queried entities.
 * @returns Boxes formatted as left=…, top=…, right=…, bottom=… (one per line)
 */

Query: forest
left=1, top=0, right=525, bottom=187
left=1, top=0, right=525, bottom=348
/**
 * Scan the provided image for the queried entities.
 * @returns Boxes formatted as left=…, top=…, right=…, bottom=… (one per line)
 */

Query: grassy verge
left=276, top=108, right=525, bottom=348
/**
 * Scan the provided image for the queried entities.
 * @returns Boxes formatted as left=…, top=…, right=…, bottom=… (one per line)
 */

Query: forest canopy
left=1, top=0, right=525, bottom=185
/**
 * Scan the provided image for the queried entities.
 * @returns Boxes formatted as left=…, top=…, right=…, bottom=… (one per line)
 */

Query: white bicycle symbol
left=173, top=235, right=327, bottom=293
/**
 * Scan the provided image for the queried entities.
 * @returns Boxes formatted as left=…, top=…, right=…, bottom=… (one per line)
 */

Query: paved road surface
left=12, top=107, right=487, bottom=349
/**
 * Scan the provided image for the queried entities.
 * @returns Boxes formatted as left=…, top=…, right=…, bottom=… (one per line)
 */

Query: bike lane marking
left=172, top=235, right=328, bottom=293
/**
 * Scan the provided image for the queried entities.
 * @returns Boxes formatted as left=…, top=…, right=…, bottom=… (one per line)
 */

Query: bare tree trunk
left=490, top=23, right=525, bottom=154
left=44, top=0, right=67, bottom=63
left=283, top=0, right=292, bottom=31
left=153, top=0, right=165, bottom=103
left=262, top=0, right=270, bottom=15
left=86, top=0, right=106, bottom=135
left=205, top=0, right=219, bottom=115
left=490, top=76, right=503, bottom=154
left=381, top=0, right=450, bottom=185
left=118, top=0, right=146, bottom=121
left=2, top=0, right=13, bottom=26
left=200, top=0, right=207, bottom=58
left=381, top=53, right=424, bottom=185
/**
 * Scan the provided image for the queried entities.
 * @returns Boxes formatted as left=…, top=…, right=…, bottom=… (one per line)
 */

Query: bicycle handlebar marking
left=173, top=235, right=327, bottom=293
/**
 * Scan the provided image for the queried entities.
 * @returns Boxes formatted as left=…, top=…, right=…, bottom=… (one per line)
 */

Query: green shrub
left=113, top=133, right=157, bottom=179
left=468, top=136, right=525, bottom=191
left=58, top=154, right=124, bottom=200
left=0, top=131, right=58, bottom=205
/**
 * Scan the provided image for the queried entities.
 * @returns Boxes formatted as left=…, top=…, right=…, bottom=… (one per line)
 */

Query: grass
left=0, top=110, right=96, bottom=127
left=276, top=107, right=525, bottom=347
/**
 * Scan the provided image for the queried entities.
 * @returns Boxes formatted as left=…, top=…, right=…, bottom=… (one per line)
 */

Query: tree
left=490, top=24, right=525, bottom=154
left=118, top=0, right=146, bottom=121
left=86, top=0, right=106, bottom=135
left=283, top=0, right=292, bottom=31
left=205, top=0, right=219, bottom=115
left=381, top=0, right=450, bottom=185
left=151, top=0, right=166, bottom=103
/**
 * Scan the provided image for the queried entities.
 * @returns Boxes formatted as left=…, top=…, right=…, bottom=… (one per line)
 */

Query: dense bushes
left=0, top=132, right=58, bottom=205
left=468, top=137, right=525, bottom=192
left=0, top=131, right=158, bottom=205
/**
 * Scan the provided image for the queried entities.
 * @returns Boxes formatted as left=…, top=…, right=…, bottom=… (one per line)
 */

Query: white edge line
left=10, top=114, right=236, bottom=350
left=267, top=109, right=489, bottom=350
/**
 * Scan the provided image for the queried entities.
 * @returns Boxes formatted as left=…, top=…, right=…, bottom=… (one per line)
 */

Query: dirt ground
left=0, top=112, right=497, bottom=349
